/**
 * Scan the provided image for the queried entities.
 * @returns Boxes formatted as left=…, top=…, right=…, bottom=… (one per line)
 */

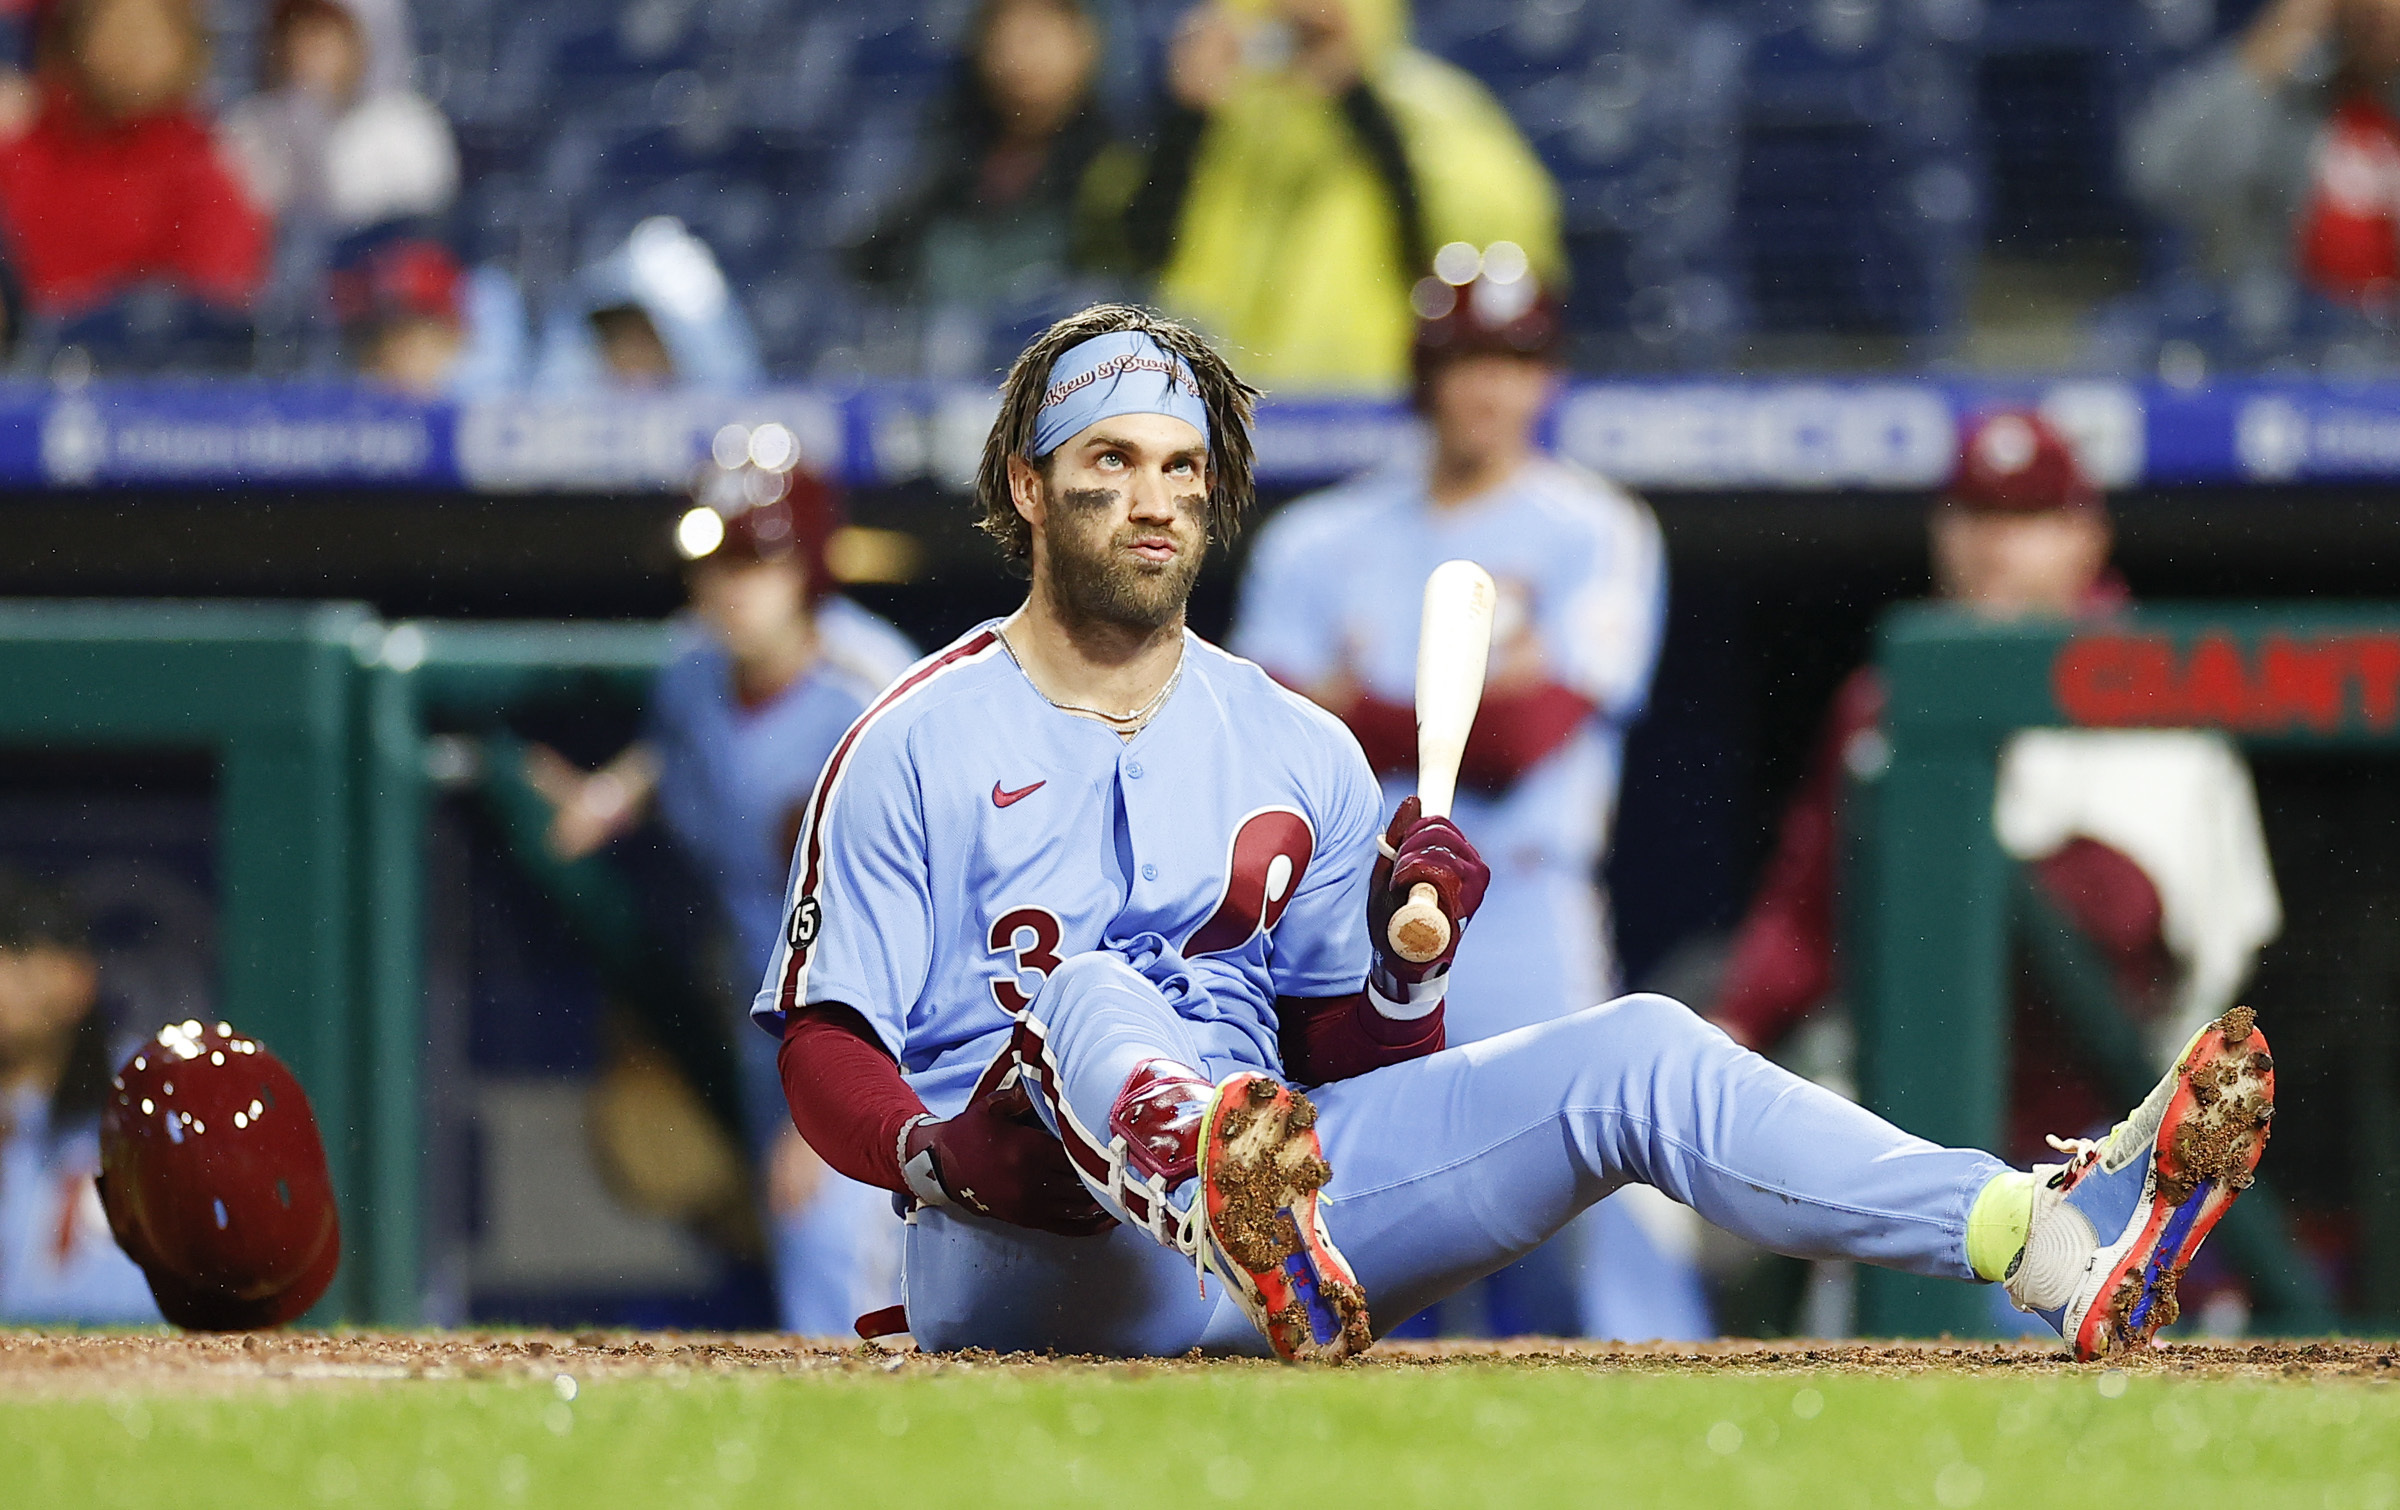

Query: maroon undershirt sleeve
left=1278, top=992, right=1444, bottom=1086
left=1338, top=692, right=1418, bottom=776
left=777, top=1004, right=928, bottom=1195
left=1341, top=684, right=1598, bottom=793
left=1458, top=682, right=1598, bottom=791
left=2032, top=835, right=2173, bottom=1006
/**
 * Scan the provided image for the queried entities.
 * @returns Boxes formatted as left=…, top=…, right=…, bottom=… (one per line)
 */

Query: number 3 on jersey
left=984, top=810, right=1314, bottom=1013
left=988, top=906, right=1065, bottom=1014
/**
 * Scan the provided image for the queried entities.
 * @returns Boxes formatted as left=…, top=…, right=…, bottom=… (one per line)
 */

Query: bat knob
left=1386, top=881, right=1451, bottom=965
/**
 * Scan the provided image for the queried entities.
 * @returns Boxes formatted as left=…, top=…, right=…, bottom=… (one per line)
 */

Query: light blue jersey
left=753, top=626, right=1385, bottom=1117
left=648, top=596, right=915, bottom=978
left=1233, top=447, right=1665, bottom=885
left=745, top=614, right=2006, bottom=1361
left=0, top=1088, right=159, bottom=1325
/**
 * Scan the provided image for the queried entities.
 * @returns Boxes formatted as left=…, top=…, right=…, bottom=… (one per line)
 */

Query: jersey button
left=1141, top=864, right=1159, bottom=881
left=1126, top=762, right=1145, bottom=778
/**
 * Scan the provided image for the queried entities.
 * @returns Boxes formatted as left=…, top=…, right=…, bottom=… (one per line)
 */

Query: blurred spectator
left=329, top=231, right=461, bottom=392
left=1709, top=412, right=2280, bottom=1323
left=2127, top=0, right=2400, bottom=349
left=525, top=448, right=917, bottom=1335
left=1234, top=265, right=1691, bottom=1340
left=221, top=0, right=457, bottom=240
left=0, top=0, right=265, bottom=325
left=1123, top=0, right=1562, bottom=391
left=0, top=869, right=159, bottom=1324
left=327, top=229, right=525, bottom=395
left=850, top=0, right=1122, bottom=372
left=534, top=216, right=763, bottom=392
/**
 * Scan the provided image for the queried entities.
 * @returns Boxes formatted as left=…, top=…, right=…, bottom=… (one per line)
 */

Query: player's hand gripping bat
left=1385, top=560, right=1497, bottom=964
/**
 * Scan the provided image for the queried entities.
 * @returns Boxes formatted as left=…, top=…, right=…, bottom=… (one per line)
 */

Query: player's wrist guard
left=1365, top=796, right=1489, bottom=1014
left=1366, top=961, right=1446, bottom=1020
left=898, top=1113, right=951, bottom=1208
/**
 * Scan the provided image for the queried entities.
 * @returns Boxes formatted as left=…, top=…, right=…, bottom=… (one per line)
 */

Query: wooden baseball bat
left=1385, top=559, right=1497, bottom=964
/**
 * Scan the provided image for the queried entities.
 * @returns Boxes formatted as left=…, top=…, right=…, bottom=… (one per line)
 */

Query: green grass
left=7, top=1364, right=2399, bottom=1508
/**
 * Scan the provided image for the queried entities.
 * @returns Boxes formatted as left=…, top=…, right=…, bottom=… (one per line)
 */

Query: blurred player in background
left=1710, top=410, right=2281, bottom=1333
left=0, top=869, right=159, bottom=1323
left=1231, top=253, right=1700, bottom=1340
left=528, top=432, right=918, bottom=1335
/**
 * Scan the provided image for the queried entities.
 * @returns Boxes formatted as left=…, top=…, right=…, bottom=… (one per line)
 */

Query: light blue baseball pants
left=900, top=950, right=2007, bottom=1356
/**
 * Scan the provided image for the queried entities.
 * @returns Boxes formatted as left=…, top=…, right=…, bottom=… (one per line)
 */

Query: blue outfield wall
left=0, top=376, right=2390, bottom=493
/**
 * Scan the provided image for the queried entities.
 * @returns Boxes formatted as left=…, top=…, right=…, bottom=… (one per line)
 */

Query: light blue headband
left=1030, top=331, right=1211, bottom=458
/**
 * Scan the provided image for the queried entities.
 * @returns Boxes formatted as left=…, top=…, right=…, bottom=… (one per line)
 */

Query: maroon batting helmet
left=1946, top=410, right=2101, bottom=515
left=98, top=1020, right=341, bottom=1330
left=1410, top=243, right=1564, bottom=401
left=675, top=425, right=843, bottom=603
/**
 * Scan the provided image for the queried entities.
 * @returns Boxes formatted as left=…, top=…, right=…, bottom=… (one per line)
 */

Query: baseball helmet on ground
left=98, top=1020, right=341, bottom=1330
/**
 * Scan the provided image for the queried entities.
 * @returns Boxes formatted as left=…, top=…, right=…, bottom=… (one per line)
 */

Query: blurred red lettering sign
left=2053, top=631, right=2400, bottom=732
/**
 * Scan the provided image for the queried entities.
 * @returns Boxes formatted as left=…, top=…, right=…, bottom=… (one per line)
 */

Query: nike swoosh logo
left=992, top=780, right=1046, bottom=808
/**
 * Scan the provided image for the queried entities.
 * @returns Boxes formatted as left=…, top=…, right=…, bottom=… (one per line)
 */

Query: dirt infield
left=3, top=1331, right=2395, bottom=1394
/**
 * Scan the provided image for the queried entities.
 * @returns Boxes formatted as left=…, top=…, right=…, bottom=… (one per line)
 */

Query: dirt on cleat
left=1200, top=1078, right=1372, bottom=1364
left=2093, top=1005, right=2276, bottom=1357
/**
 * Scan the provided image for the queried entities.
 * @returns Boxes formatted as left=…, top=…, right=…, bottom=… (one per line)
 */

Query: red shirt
left=2297, top=92, right=2400, bottom=307
left=0, top=83, right=267, bottom=315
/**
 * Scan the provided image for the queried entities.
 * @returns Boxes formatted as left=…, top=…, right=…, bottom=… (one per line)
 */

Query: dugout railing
left=1852, top=604, right=2368, bottom=1338
left=0, top=603, right=416, bottom=1323
left=0, top=604, right=675, bottom=1325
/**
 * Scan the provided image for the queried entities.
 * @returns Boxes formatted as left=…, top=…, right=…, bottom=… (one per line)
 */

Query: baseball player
left=531, top=444, right=916, bottom=1335
left=1230, top=260, right=1704, bottom=1340
left=756, top=303, right=2274, bottom=1362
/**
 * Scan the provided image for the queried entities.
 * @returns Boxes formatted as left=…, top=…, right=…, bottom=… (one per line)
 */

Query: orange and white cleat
left=2006, top=1006, right=2277, bottom=1360
left=1187, top=1072, right=1372, bottom=1363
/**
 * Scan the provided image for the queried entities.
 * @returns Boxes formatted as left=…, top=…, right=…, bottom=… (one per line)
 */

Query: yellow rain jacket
left=1155, top=0, right=1563, bottom=394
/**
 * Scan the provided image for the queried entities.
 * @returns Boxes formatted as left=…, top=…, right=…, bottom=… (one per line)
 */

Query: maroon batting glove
left=1367, top=795, right=1492, bottom=1006
left=900, top=1077, right=1116, bottom=1237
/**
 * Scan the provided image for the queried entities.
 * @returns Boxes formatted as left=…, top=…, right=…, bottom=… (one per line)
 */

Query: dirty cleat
left=2006, top=1006, right=2276, bottom=1360
left=1191, top=1072, right=1372, bottom=1363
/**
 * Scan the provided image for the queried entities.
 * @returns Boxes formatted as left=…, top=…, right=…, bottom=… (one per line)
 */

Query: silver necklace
left=995, top=627, right=1185, bottom=735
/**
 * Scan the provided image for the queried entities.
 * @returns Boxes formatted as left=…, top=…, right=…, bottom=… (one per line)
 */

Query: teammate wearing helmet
left=760, top=303, right=2274, bottom=1364
left=1229, top=252, right=1700, bottom=1341
left=100, top=1019, right=341, bottom=1329
left=528, top=435, right=918, bottom=1335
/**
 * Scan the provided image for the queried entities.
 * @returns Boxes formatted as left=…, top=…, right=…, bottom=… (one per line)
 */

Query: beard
left=1043, top=489, right=1206, bottom=634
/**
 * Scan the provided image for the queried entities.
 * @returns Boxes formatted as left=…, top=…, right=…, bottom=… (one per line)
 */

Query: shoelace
left=2043, top=1132, right=2103, bottom=1188
left=1181, top=1080, right=1227, bottom=1298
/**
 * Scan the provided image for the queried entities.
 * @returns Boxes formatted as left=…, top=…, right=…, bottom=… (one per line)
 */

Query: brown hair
left=974, top=304, right=1258, bottom=567
left=41, top=0, right=213, bottom=109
